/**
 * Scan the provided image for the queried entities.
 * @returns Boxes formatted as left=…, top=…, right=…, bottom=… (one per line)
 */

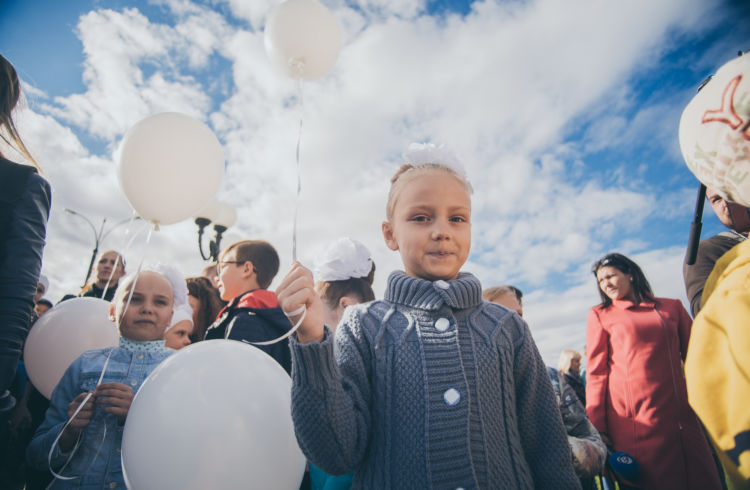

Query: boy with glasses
left=204, top=240, right=292, bottom=373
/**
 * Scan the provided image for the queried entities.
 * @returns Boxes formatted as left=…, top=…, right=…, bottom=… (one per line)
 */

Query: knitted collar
left=384, top=271, right=483, bottom=311
left=119, top=337, right=171, bottom=354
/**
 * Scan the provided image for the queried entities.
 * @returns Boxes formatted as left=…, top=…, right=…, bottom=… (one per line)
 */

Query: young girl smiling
left=277, top=145, right=578, bottom=489
left=27, top=270, right=176, bottom=488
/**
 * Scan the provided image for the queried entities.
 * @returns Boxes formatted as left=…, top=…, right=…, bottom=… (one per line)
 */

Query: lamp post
left=195, top=200, right=237, bottom=262
left=64, top=209, right=141, bottom=288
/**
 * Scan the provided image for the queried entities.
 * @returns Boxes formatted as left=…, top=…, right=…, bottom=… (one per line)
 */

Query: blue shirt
left=27, top=339, right=173, bottom=489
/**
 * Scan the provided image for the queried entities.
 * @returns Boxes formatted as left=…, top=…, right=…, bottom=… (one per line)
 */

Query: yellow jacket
left=686, top=239, right=750, bottom=490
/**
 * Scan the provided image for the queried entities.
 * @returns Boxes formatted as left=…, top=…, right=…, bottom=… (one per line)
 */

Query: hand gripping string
left=47, top=348, right=114, bottom=482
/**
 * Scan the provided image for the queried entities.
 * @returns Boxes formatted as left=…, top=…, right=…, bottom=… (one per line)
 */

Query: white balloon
left=264, top=0, right=341, bottom=81
left=679, top=54, right=750, bottom=206
left=122, top=340, right=306, bottom=490
left=214, top=201, right=237, bottom=228
left=118, top=112, right=225, bottom=225
left=24, top=297, right=119, bottom=399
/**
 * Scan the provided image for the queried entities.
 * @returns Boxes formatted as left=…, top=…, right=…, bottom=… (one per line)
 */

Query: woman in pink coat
left=586, top=253, right=721, bottom=490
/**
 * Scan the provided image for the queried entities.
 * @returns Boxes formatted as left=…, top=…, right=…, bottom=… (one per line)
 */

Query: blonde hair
left=558, top=349, right=582, bottom=373
left=385, top=163, right=473, bottom=220
left=482, top=285, right=522, bottom=304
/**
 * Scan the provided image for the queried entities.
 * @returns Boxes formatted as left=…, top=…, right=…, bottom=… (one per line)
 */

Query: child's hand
left=277, top=262, right=325, bottom=344
left=59, top=392, right=95, bottom=450
left=95, top=382, right=134, bottom=424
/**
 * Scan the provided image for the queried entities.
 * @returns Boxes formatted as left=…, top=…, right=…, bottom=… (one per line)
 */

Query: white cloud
left=17, top=0, right=732, bottom=364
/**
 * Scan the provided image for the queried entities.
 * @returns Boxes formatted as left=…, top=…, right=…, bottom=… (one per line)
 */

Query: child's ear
left=241, top=260, right=255, bottom=279
left=339, top=295, right=356, bottom=310
left=108, top=303, right=116, bottom=322
left=382, top=221, right=399, bottom=251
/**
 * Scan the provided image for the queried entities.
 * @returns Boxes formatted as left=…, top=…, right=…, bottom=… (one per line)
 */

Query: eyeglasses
left=216, top=260, right=246, bottom=275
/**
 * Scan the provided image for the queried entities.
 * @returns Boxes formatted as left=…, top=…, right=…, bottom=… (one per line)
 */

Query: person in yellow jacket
left=685, top=238, right=750, bottom=490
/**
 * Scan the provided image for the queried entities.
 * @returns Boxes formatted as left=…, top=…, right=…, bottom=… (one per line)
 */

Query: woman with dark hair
left=586, top=253, right=721, bottom=490
left=0, top=54, right=51, bottom=446
left=186, top=276, right=225, bottom=343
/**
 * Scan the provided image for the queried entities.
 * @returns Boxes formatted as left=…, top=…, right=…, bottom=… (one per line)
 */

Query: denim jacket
left=27, top=342, right=173, bottom=489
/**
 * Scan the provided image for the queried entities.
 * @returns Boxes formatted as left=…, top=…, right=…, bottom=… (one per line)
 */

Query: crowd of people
left=1, top=50, right=749, bottom=490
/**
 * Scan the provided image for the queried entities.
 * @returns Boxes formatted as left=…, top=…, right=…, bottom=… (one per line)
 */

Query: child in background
left=277, top=144, right=579, bottom=489
left=26, top=270, right=176, bottom=488
left=205, top=240, right=293, bottom=374
left=186, top=277, right=225, bottom=343
left=149, top=264, right=194, bottom=351
left=314, top=237, right=376, bottom=330
left=308, top=237, right=376, bottom=490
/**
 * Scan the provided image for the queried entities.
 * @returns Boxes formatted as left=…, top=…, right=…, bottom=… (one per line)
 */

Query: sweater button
left=434, top=318, right=450, bottom=332
left=130, top=380, right=137, bottom=386
left=434, top=280, right=449, bottom=289
left=443, top=388, right=460, bottom=406
left=136, top=354, right=144, bottom=360
left=109, top=483, right=117, bottom=489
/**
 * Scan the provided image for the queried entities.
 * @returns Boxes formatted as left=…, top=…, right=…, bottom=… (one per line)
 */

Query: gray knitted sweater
left=290, top=272, right=579, bottom=489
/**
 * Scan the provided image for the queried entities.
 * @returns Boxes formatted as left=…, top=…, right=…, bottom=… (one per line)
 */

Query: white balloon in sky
left=264, top=0, right=342, bottom=81
left=118, top=112, right=225, bottom=226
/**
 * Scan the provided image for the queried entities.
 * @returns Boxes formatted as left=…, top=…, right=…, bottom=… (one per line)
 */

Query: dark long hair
left=591, top=253, right=653, bottom=307
left=186, top=276, right=226, bottom=342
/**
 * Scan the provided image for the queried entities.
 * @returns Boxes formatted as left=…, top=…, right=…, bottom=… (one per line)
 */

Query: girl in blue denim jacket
left=27, top=270, right=176, bottom=488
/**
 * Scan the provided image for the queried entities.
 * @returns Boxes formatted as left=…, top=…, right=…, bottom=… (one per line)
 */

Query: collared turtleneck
left=384, top=271, right=483, bottom=311
left=118, top=337, right=172, bottom=354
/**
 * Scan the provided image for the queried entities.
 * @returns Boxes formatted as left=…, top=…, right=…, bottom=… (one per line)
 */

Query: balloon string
left=48, top=348, right=114, bottom=481
left=292, top=77, right=304, bottom=262
left=100, top=214, right=145, bottom=300
left=229, top=305, right=307, bottom=346
left=118, top=225, right=155, bottom=326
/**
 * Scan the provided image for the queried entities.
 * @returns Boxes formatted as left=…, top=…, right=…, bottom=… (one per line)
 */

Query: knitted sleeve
left=289, top=308, right=373, bottom=476
left=585, top=308, right=609, bottom=435
left=511, top=316, right=581, bottom=489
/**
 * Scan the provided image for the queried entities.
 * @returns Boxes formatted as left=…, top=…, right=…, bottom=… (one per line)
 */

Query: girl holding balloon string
left=308, top=237, right=376, bottom=490
left=27, top=269, right=177, bottom=488
left=277, top=144, right=579, bottom=489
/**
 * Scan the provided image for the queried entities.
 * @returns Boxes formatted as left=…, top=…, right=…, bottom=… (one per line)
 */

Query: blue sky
left=1, top=0, right=748, bottom=363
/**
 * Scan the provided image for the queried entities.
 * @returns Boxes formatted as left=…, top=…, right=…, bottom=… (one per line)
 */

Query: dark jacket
left=0, top=157, right=51, bottom=415
left=204, top=289, right=292, bottom=374
left=683, top=232, right=745, bottom=317
left=80, top=282, right=118, bottom=302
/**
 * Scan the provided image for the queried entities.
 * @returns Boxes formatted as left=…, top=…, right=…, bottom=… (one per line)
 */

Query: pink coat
left=585, top=297, right=721, bottom=490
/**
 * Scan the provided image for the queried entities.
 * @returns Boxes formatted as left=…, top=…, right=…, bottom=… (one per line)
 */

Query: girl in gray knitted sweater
left=277, top=147, right=580, bottom=489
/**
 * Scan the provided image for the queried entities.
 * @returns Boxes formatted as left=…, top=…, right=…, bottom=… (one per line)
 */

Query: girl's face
left=596, top=266, right=634, bottom=302
left=164, top=320, right=193, bottom=350
left=115, top=272, right=174, bottom=341
left=383, top=172, right=471, bottom=282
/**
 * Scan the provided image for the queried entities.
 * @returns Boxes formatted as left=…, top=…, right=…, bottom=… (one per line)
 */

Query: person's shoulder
left=652, top=296, right=686, bottom=312
left=235, top=289, right=279, bottom=310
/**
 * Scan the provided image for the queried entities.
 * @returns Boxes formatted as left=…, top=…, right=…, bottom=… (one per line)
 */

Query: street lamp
left=64, top=209, right=141, bottom=288
left=195, top=200, right=237, bottom=262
